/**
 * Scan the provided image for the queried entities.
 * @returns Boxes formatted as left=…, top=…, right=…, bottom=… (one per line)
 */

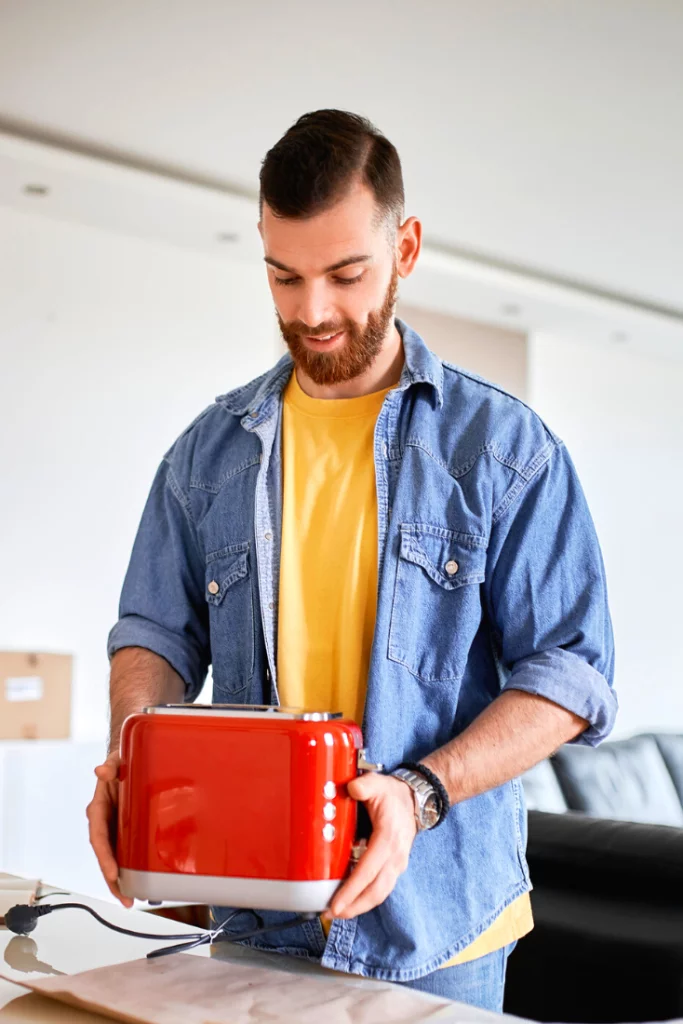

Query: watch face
left=422, top=792, right=440, bottom=829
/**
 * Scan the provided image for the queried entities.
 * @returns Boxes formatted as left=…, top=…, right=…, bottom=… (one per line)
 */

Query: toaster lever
left=357, top=748, right=384, bottom=773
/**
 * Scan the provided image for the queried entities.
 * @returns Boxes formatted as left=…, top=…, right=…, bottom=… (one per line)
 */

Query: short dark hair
left=259, top=109, right=404, bottom=228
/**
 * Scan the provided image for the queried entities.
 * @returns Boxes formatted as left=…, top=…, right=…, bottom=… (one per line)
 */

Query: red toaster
left=116, top=704, right=368, bottom=912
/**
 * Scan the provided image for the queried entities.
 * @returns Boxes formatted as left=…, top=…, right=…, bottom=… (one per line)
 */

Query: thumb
left=94, top=755, right=120, bottom=781
left=347, top=773, right=382, bottom=801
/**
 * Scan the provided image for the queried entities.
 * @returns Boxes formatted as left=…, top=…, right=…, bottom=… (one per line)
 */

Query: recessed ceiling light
left=501, top=303, right=521, bottom=317
left=24, top=184, right=50, bottom=196
left=216, top=231, right=239, bottom=243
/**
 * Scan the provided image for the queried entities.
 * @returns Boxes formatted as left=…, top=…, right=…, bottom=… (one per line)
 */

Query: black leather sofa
left=503, top=733, right=683, bottom=1023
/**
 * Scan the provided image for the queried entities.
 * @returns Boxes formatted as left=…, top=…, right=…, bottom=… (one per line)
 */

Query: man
left=87, top=109, right=617, bottom=1011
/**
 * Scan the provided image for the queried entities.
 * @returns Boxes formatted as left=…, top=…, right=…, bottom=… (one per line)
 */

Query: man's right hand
left=86, top=752, right=134, bottom=908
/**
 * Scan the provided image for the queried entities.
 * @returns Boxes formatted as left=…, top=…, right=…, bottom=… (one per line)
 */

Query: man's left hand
left=325, top=772, right=417, bottom=921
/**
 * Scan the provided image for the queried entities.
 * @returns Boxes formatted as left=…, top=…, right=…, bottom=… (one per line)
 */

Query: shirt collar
left=394, top=317, right=444, bottom=408
left=215, top=317, right=444, bottom=419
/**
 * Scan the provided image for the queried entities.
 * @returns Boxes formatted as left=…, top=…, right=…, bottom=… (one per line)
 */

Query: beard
left=276, top=265, right=399, bottom=387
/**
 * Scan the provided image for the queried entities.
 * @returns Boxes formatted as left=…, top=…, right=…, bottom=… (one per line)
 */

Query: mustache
left=284, top=321, right=348, bottom=338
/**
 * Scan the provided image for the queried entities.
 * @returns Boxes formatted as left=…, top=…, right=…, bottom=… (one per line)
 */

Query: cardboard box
left=0, top=652, right=72, bottom=740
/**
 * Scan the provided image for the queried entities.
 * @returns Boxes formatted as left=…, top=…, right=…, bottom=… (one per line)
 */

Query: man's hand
left=86, top=752, right=134, bottom=908
left=325, top=772, right=417, bottom=921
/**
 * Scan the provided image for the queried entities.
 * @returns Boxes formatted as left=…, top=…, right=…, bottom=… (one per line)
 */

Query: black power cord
left=147, top=910, right=317, bottom=960
left=4, top=901, right=317, bottom=960
left=4, top=902, right=203, bottom=941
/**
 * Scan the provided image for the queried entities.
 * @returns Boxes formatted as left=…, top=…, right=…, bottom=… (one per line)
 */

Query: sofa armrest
left=527, top=809, right=683, bottom=902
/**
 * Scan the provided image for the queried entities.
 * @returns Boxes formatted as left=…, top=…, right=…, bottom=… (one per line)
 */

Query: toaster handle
left=357, top=748, right=384, bottom=773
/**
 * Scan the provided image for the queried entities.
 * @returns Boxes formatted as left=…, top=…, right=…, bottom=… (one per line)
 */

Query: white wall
left=0, top=205, right=277, bottom=744
left=0, top=740, right=108, bottom=897
left=398, top=302, right=528, bottom=401
left=529, top=332, right=683, bottom=739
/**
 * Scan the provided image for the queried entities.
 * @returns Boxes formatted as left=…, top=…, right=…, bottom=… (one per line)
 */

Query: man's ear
left=257, top=221, right=263, bottom=239
left=396, top=216, right=422, bottom=280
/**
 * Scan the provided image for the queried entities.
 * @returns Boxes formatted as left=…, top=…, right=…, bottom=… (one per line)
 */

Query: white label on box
left=5, top=676, right=44, bottom=702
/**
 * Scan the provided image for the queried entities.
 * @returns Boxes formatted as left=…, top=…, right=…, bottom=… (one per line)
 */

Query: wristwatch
left=391, top=767, right=441, bottom=831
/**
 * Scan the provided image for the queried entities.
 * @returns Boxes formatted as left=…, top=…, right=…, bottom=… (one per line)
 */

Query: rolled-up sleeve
left=484, top=439, right=617, bottom=746
left=107, top=459, right=210, bottom=703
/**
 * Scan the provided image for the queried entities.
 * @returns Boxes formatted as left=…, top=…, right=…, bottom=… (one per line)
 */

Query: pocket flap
left=205, top=543, right=250, bottom=606
left=399, top=524, right=486, bottom=590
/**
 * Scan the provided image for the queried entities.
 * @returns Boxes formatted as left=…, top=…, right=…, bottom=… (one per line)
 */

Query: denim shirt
left=108, top=318, right=617, bottom=981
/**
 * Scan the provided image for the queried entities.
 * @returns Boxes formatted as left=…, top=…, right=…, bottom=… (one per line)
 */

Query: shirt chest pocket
left=388, top=523, right=487, bottom=684
left=205, top=542, right=255, bottom=696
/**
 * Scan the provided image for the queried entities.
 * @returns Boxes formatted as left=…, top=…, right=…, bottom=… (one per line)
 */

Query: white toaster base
left=119, top=868, right=342, bottom=913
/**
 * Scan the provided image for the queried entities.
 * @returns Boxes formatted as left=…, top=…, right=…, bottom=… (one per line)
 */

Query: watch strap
left=397, top=761, right=450, bottom=828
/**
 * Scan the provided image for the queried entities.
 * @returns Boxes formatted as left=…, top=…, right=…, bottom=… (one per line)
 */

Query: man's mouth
left=304, top=330, right=345, bottom=348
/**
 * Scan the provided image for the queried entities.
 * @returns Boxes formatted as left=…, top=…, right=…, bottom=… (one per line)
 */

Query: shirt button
left=207, top=580, right=220, bottom=595
left=264, top=532, right=272, bottom=541
left=269, top=602, right=274, bottom=610
left=445, top=560, right=459, bottom=576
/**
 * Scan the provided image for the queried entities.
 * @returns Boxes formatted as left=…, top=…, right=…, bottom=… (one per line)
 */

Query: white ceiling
left=1, top=0, right=682, bottom=334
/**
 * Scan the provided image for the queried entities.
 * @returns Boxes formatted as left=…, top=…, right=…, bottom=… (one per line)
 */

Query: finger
left=87, top=791, right=119, bottom=879
left=335, top=864, right=397, bottom=920
left=89, top=814, right=118, bottom=882
left=94, top=759, right=119, bottom=782
left=329, top=834, right=390, bottom=916
left=88, top=800, right=133, bottom=907
left=347, top=773, right=379, bottom=801
left=347, top=771, right=393, bottom=806
left=105, top=875, right=134, bottom=908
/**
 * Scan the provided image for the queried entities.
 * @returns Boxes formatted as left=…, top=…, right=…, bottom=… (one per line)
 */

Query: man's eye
left=274, top=273, right=364, bottom=287
left=334, top=275, right=364, bottom=286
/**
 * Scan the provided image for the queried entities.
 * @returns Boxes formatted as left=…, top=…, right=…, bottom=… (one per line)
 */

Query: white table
left=0, top=874, right=212, bottom=1021
left=0, top=873, right=527, bottom=1023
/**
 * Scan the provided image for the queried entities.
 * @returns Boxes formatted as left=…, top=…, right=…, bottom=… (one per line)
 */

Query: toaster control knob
left=322, top=823, right=336, bottom=842
left=323, top=781, right=336, bottom=800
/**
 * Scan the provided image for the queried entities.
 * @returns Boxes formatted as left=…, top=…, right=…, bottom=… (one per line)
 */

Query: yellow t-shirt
left=276, top=369, right=532, bottom=967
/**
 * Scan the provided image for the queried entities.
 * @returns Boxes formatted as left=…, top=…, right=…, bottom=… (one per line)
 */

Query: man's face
left=260, top=182, right=399, bottom=386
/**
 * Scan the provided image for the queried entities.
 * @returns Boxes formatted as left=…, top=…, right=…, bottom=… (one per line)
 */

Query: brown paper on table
left=0, top=953, right=459, bottom=1024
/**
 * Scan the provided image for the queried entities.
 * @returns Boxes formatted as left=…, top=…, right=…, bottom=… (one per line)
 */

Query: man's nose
left=295, top=282, right=334, bottom=330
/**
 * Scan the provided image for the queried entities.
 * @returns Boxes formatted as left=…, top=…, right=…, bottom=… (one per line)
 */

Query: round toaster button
left=323, top=781, right=337, bottom=800
left=322, top=823, right=336, bottom=842
left=323, top=802, right=337, bottom=821
left=207, top=580, right=220, bottom=595
left=445, top=560, right=459, bottom=576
